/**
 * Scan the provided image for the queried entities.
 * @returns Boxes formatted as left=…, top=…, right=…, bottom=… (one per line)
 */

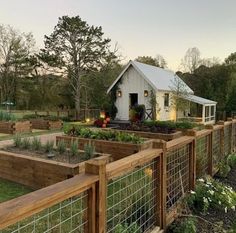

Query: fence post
left=227, top=118, right=233, bottom=154
left=218, top=121, right=225, bottom=158
left=205, top=125, right=214, bottom=177
left=85, top=157, right=108, bottom=233
left=153, top=140, right=167, bottom=229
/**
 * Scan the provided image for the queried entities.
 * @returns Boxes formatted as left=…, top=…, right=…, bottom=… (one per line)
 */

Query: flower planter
left=0, top=121, right=31, bottom=134
left=31, top=119, right=63, bottom=130
left=0, top=150, right=110, bottom=189
left=56, top=135, right=153, bottom=161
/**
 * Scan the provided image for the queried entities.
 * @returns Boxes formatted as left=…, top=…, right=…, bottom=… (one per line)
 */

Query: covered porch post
left=202, top=104, right=205, bottom=124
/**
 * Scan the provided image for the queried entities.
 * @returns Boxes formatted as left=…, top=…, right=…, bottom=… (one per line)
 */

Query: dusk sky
left=1, top=0, right=236, bottom=70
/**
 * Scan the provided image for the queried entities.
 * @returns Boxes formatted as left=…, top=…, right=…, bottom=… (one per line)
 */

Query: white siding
left=115, top=66, right=152, bottom=120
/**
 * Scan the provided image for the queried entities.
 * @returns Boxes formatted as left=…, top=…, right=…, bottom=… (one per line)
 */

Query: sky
left=1, top=0, right=236, bottom=70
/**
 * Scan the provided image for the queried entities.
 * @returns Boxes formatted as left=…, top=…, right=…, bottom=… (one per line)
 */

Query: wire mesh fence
left=166, top=144, right=190, bottom=212
left=196, top=135, right=210, bottom=177
left=107, top=159, right=158, bottom=233
left=224, top=125, right=232, bottom=156
left=0, top=191, right=88, bottom=233
left=212, top=129, right=222, bottom=172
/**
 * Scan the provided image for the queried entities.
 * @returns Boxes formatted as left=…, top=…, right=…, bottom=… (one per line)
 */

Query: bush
left=84, top=142, right=95, bottom=160
left=22, top=114, right=38, bottom=120
left=227, top=154, right=236, bottom=168
left=217, top=160, right=231, bottom=178
left=13, top=134, right=22, bottom=147
left=57, top=140, right=66, bottom=154
left=44, top=140, right=54, bottom=153
left=0, top=111, right=16, bottom=122
left=187, top=177, right=236, bottom=214
left=31, top=137, right=42, bottom=151
left=70, top=141, right=78, bottom=156
left=21, top=137, right=31, bottom=149
left=168, top=217, right=197, bottom=233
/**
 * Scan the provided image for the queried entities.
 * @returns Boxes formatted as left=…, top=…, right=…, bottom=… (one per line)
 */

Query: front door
left=129, top=93, right=138, bottom=109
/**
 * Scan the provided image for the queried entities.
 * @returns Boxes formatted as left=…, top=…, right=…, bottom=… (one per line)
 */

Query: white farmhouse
left=107, top=60, right=217, bottom=125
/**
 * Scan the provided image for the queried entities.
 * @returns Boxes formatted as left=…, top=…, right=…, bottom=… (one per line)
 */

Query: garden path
left=0, top=132, right=63, bottom=149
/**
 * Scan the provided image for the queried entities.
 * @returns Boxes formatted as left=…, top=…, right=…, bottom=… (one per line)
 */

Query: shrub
left=217, top=160, right=231, bottom=178
left=70, top=141, right=78, bottom=156
left=94, top=118, right=104, bottom=127
left=168, top=217, right=197, bottom=233
left=57, top=140, right=66, bottom=154
left=21, top=137, right=31, bottom=149
left=0, top=111, right=16, bottom=122
left=84, top=142, right=95, bottom=160
left=13, top=134, right=22, bottom=147
left=22, top=114, right=38, bottom=120
left=44, top=140, right=54, bottom=153
left=187, top=177, right=236, bottom=214
left=31, top=137, right=42, bottom=151
left=227, top=154, right=236, bottom=168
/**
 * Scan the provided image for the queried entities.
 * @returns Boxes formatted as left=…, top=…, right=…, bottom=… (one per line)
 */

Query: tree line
left=0, top=15, right=235, bottom=117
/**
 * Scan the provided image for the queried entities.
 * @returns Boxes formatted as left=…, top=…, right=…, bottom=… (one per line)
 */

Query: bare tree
left=181, top=47, right=201, bottom=73
left=170, top=75, right=190, bottom=121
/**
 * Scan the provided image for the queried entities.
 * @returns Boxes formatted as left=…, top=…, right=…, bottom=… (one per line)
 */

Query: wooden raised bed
left=104, top=128, right=182, bottom=141
left=56, top=135, right=153, bottom=161
left=0, top=150, right=110, bottom=189
left=30, top=119, right=62, bottom=130
left=0, top=121, right=31, bottom=134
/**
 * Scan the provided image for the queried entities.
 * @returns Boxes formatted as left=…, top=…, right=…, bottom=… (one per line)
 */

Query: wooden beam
left=85, top=157, right=108, bottom=233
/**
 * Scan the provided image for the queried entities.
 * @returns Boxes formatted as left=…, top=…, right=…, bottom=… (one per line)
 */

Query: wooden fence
left=0, top=119, right=236, bottom=232
left=9, top=108, right=101, bottom=121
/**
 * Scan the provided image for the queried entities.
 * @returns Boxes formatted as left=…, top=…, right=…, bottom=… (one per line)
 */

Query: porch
left=182, top=94, right=217, bottom=125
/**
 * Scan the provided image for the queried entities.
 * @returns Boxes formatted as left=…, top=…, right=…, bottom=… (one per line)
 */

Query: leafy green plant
left=168, top=217, right=197, bottom=233
left=31, top=137, right=42, bottom=151
left=187, top=177, right=236, bottom=214
left=84, top=142, right=95, bottom=160
left=44, top=140, right=54, bottom=153
left=63, top=125, right=144, bottom=144
left=21, top=137, right=31, bottom=149
left=13, top=134, right=22, bottom=147
left=57, top=140, right=66, bottom=154
left=70, top=141, right=78, bottom=156
left=114, top=222, right=141, bottom=233
left=217, top=160, right=231, bottom=178
left=227, top=153, right=236, bottom=168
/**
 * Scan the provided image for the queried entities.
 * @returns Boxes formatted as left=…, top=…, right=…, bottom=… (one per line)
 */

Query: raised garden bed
left=0, top=121, right=31, bottom=134
left=56, top=135, right=153, bottom=161
left=0, top=148, right=110, bottom=189
left=30, top=119, right=63, bottom=130
left=105, top=128, right=182, bottom=141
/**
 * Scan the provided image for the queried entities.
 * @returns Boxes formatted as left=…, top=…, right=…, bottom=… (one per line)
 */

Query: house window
left=164, top=93, right=169, bottom=107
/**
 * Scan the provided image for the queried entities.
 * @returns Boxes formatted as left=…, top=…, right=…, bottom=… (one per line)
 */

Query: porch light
left=117, top=90, right=122, bottom=97
left=144, top=90, right=148, bottom=97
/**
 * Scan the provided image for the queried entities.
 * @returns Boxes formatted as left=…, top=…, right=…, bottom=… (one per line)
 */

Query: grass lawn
left=0, top=178, right=32, bottom=203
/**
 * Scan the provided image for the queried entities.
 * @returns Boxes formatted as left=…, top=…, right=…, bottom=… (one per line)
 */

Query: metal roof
left=183, top=94, right=217, bottom=105
left=107, top=60, right=194, bottom=93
